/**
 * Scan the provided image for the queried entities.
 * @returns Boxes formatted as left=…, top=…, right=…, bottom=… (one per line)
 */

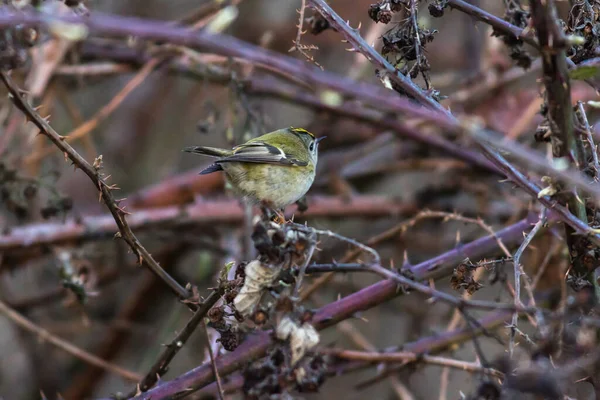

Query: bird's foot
left=259, top=202, right=286, bottom=224
left=273, top=209, right=286, bottom=225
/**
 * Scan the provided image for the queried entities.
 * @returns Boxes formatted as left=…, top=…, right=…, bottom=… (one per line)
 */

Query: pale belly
left=222, top=162, right=315, bottom=209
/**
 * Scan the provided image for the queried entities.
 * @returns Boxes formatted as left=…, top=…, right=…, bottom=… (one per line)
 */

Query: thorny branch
left=289, top=0, right=323, bottom=70
left=0, top=71, right=194, bottom=304
left=528, top=0, right=595, bottom=288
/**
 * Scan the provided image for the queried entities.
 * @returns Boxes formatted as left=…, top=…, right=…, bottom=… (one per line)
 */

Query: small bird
left=183, top=127, right=325, bottom=214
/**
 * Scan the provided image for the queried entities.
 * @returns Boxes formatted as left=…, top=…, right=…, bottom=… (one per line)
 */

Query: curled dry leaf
left=233, top=260, right=281, bottom=316
left=276, top=316, right=320, bottom=365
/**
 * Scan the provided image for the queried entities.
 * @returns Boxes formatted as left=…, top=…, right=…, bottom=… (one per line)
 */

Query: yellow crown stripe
left=290, top=127, right=315, bottom=138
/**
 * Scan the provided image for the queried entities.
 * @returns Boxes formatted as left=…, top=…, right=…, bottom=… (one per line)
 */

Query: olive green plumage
left=183, top=127, right=324, bottom=209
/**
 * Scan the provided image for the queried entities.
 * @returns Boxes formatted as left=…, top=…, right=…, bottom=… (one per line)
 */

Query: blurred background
left=0, top=0, right=598, bottom=399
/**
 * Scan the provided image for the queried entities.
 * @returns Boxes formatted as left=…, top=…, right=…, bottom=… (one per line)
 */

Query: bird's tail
left=182, top=146, right=231, bottom=158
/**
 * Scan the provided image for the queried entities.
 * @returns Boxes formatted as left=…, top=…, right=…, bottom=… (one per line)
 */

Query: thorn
left=402, top=251, right=411, bottom=269
left=117, top=206, right=131, bottom=216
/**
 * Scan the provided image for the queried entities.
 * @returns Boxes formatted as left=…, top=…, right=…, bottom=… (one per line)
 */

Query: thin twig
left=367, top=262, right=537, bottom=314
left=439, top=255, right=490, bottom=400
left=322, top=348, right=503, bottom=378
left=356, top=312, right=511, bottom=390
left=0, top=298, right=141, bottom=382
left=577, top=101, right=600, bottom=180
left=331, top=304, right=416, bottom=399
left=294, top=241, right=317, bottom=297
left=313, top=229, right=381, bottom=264
left=301, top=209, right=511, bottom=301
left=289, top=0, right=323, bottom=70
left=509, top=207, right=547, bottom=357
left=203, top=323, right=225, bottom=400
left=314, top=228, right=535, bottom=313
left=55, top=62, right=133, bottom=76
left=305, top=263, right=378, bottom=274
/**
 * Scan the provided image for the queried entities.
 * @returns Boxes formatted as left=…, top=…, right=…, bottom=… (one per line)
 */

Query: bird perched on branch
left=184, top=127, right=324, bottom=220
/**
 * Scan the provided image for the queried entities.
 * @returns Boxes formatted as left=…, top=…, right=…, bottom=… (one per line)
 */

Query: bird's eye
left=309, top=143, right=315, bottom=151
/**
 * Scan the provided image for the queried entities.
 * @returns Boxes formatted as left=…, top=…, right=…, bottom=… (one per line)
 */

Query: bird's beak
left=315, top=136, right=327, bottom=144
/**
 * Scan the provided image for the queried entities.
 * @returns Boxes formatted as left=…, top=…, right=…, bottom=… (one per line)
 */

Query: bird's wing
left=216, top=141, right=308, bottom=166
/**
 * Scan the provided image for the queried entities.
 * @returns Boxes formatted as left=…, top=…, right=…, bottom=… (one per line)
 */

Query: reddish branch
left=0, top=196, right=413, bottom=252
left=127, top=168, right=224, bottom=209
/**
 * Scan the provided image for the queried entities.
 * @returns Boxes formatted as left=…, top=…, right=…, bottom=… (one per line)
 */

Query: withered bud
left=306, top=15, right=330, bottom=35
left=207, top=306, right=225, bottom=324
left=252, top=308, right=268, bottom=325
